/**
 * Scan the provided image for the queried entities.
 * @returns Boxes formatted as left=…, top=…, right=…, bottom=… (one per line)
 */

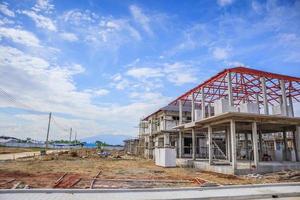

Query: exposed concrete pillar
left=227, top=127, right=231, bottom=161
left=192, top=128, right=196, bottom=160
left=230, top=120, right=237, bottom=171
left=191, top=93, right=195, bottom=122
left=201, top=87, right=205, bottom=119
left=283, top=131, right=288, bottom=161
left=178, top=130, right=182, bottom=158
left=225, top=128, right=229, bottom=160
left=255, top=93, right=260, bottom=114
left=252, top=122, right=259, bottom=168
left=179, top=99, right=183, bottom=124
left=148, top=137, right=153, bottom=159
left=208, top=126, right=213, bottom=165
left=227, top=72, right=234, bottom=108
left=280, top=79, right=288, bottom=116
left=164, top=133, right=170, bottom=147
left=295, top=127, right=300, bottom=162
left=289, top=96, right=294, bottom=117
left=260, top=77, right=269, bottom=115
left=245, top=132, right=249, bottom=160
left=293, top=130, right=299, bottom=162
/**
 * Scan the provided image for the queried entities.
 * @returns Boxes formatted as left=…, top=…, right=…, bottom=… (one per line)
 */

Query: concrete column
left=255, top=93, right=260, bottom=114
left=258, top=129, right=263, bottom=161
left=260, top=77, right=269, bottom=115
left=191, top=93, right=195, bottom=122
left=230, top=120, right=237, bottom=171
left=292, top=130, right=299, bottom=162
left=252, top=122, right=259, bottom=168
left=280, top=80, right=288, bottom=116
left=225, top=128, right=229, bottom=160
left=245, top=133, right=249, bottom=159
left=178, top=131, right=182, bottom=158
left=227, top=72, right=234, bottom=108
left=148, top=137, right=153, bottom=159
left=164, top=133, right=170, bottom=147
left=208, top=126, right=213, bottom=165
left=283, top=131, right=287, bottom=161
left=227, top=127, right=231, bottom=161
left=192, top=128, right=196, bottom=160
left=179, top=99, right=183, bottom=124
left=201, top=87, right=205, bottom=119
left=289, top=96, right=294, bottom=117
left=295, top=127, right=300, bottom=162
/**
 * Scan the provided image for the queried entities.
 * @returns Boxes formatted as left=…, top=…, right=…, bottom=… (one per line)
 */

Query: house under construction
left=125, top=67, right=300, bottom=175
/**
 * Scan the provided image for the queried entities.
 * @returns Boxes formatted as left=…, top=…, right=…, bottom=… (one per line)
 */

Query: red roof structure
left=143, top=66, right=300, bottom=120
left=169, top=66, right=300, bottom=106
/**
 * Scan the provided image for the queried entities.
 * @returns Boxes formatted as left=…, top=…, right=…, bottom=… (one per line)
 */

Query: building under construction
left=125, top=67, right=300, bottom=175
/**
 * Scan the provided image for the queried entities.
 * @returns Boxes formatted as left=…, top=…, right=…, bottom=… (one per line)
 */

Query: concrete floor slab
left=1, top=183, right=300, bottom=200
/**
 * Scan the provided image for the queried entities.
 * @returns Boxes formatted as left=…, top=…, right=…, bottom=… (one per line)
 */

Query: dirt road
left=0, top=149, right=67, bottom=161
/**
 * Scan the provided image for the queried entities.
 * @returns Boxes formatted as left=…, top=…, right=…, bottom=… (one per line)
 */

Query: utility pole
left=45, top=112, right=52, bottom=150
left=75, top=131, right=77, bottom=145
left=69, top=128, right=72, bottom=144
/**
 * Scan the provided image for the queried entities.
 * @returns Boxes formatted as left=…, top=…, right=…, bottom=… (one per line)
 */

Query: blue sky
left=0, top=0, right=300, bottom=141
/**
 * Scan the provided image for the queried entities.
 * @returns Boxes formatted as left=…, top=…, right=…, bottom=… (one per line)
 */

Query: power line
left=0, top=87, right=75, bottom=141
left=0, top=87, right=47, bottom=114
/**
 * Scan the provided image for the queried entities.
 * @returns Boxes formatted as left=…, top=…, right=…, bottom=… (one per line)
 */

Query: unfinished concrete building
left=136, top=67, right=300, bottom=175
left=138, top=105, right=191, bottom=161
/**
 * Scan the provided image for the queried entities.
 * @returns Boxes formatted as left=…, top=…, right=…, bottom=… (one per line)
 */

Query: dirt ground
left=0, top=148, right=299, bottom=189
left=0, top=147, right=42, bottom=154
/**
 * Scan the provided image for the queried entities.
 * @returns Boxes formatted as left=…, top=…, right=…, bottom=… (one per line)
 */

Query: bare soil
left=0, top=148, right=298, bottom=189
left=0, top=147, right=43, bottom=154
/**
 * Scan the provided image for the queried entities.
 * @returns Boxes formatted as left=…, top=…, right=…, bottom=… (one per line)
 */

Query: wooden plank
left=53, top=172, right=67, bottom=188
left=69, top=178, right=81, bottom=188
left=0, top=179, right=15, bottom=186
left=90, top=170, right=102, bottom=189
left=11, top=182, right=21, bottom=189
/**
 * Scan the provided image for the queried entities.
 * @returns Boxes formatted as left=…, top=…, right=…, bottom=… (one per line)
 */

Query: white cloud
left=278, top=33, right=298, bottom=44
left=129, top=91, right=172, bottom=105
left=62, top=10, right=97, bottom=25
left=62, top=9, right=141, bottom=49
left=59, top=32, right=78, bottom=42
left=32, top=0, right=54, bottom=13
left=212, top=47, right=230, bottom=60
left=94, top=89, right=109, bottom=96
left=0, top=27, right=40, bottom=47
left=85, top=88, right=109, bottom=96
left=126, top=67, right=163, bottom=78
left=0, top=46, right=49, bottom=70
left=0, top=3, right=15, bottom=17
left=164, top=63, right=198, bottom=85
left=129, top=5, right=153, bottom=36
left=251, top=1, right=263, bottom=14
left=125, top=62, right=198, bottom=86
left=22, top=10, right=56, bottom=31
left=217, top=0, right=234, bottom=7
left=0, top=45, right=172, bottom=139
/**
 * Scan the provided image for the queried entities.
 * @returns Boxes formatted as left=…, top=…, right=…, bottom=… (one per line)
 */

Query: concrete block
left=195, top=109, right=202, bottom=121
left=240, top=102, right=259, bottom=114
left=215, top=98, right=237, bottom=115
left=272, top=105, right=293, bottom=116
left=155, top=148, right=176, bottom=167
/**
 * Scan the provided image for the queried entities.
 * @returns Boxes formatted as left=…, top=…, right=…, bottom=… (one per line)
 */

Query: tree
left=95, top=140, right=108, bottom=148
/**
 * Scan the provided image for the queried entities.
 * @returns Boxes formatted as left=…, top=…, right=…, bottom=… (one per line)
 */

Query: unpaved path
left=0, top=150, right=67, bottom=161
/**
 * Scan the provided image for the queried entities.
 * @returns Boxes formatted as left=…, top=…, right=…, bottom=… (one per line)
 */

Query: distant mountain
left=80, top=134, right=132, bottom=145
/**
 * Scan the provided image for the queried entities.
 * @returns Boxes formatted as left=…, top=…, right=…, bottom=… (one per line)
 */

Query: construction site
left=1, top=147, right=300, bottom=190
left=1, top=66, right=300, bottom=191
left=125, top=67, right=300, bottom=175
